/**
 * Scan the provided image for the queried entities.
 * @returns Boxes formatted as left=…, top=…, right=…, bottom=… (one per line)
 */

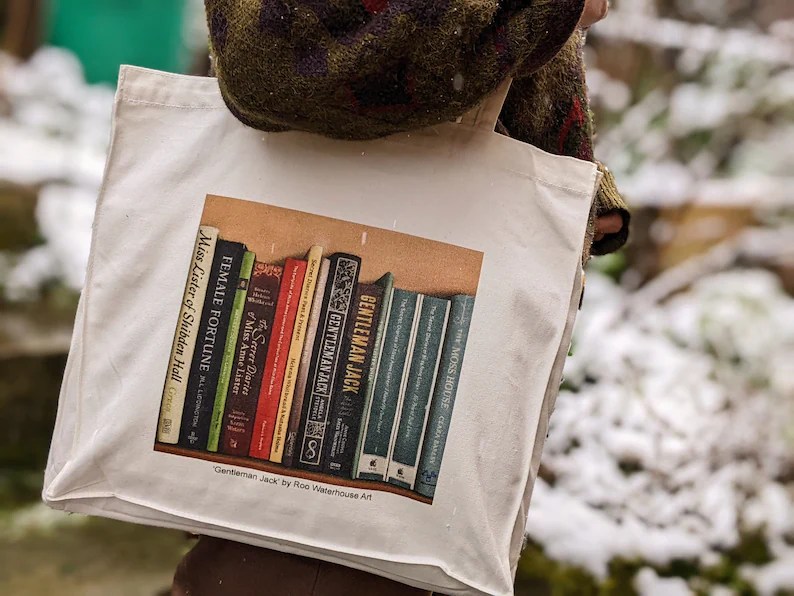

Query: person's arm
left=500, top=24, right=630, bottom=256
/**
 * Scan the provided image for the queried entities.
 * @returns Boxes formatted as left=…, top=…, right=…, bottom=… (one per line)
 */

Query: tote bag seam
left=116, top=67, right=596, bottom=199
left=120, top=96, right=225, bottom=110
left=509, top=266, right=585, bottom=572
left=120, top=89, right=595, bottom=200
left=44, top=475, right=110, bottom=501
left=505, top=167, right=594, bottom=196
left=123, top=66, right=214, bottom=82
left=53, top=69, right=127, bottom=497
left=506, top=166, right=597, bottom=572
left=43, top=315, right=81, bottom=486
left=52, top=491, right=502, bottom=595
left=45, top=487, right=501, bottom=593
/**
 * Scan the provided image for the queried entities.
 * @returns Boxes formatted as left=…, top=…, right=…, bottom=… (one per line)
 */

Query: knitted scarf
left=205, top=0, right=628, bottom=255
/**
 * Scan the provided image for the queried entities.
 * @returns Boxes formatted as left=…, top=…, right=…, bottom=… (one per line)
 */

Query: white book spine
left=157, top=225, right=219, bottom=443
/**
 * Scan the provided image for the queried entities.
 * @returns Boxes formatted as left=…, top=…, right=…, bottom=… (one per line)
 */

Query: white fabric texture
left=43, top=66, right=599, bottom=596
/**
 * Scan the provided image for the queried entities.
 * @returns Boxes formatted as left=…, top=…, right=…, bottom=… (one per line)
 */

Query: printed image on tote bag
left=155, top=195, right=483, bottom=504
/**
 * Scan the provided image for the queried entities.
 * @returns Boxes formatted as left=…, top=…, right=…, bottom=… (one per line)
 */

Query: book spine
left=387, top=296, right=451, bottom=489
left=296, top=254, right=362, bottom=471
left=270, top=246, right=324, bottom=462
left=282, top=258, right=330, bottom=468
left=356, top=289, right=420, bottom=481
left=415, top=295, right=475, bottom=498
left=248, top=258, right=307, bottom=459
left=219, top=263, right=283, bottom=456
left=207, top=251, right=256, bottom=451
left=322, top=282, right=385, bottom=476
left=352, top=273, right=394, bottom=478
left=179, top=239, right=246, bottom=449
left=157, top=225, right=219, bottom=444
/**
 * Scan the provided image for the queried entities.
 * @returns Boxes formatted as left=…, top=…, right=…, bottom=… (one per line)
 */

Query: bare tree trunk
left=2, top=0, right=43, bottom=59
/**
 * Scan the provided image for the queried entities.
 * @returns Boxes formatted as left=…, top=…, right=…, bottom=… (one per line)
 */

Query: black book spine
left=296, top=253, right=361, bottom=471
left=322, top=283, right=385, bottom=476
left=179, top=239, right=246, bottom=450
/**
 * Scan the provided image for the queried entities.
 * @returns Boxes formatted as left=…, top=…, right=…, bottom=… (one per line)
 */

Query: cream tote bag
left=43, top=66, right=599, bottom=596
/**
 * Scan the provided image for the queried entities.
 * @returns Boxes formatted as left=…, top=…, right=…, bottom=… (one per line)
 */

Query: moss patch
left=516, top=535, right=782, bottom=595
left=0, top=184, right=40, bottom=251
left=0, top=514, right=188, bottom=596
left=516, top=542, right=600, bottom=596
left=0, top=354, right=67, bottom=469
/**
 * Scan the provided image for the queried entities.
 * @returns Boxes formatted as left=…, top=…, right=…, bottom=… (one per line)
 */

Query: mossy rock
left=516, top=542, right=601, bottom=596
left=0, top=513, right=188, bottom=596
left=515, top=535, right=781, bottom=595
left=0, top=283, right=80, bottom=326
left=0, top=184, right=40, bottom=251
left=0, top=353, right=66, bottom=469
left=0, top=469, right=44, bottom=509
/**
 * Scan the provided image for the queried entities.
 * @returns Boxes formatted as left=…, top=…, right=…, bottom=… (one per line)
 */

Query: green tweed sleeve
left=500, top=31, right=630, bottom=255
left=592, top=163, right=631, bottom=256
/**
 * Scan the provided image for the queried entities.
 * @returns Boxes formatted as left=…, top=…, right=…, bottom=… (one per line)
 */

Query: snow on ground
left=634, top=568, right=692, bottom=596
left=0, top=48, right=112, bottom=295
left=1, top=503, right=87, bottom=541
left=5, top=185, right=96, bottom=298
left=745, top=548, right=794, bottom=596
left=528, top=270, right=794, bottom=592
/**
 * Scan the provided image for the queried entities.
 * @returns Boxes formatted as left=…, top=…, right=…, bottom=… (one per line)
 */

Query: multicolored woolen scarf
left=205, top=0, right=628, bottom=255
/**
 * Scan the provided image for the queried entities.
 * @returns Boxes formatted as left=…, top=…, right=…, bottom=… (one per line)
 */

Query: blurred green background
left=47, top=0, right=188, bottom=84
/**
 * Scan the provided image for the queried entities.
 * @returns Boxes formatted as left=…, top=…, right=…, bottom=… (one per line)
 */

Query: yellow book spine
left=269, top=245, right=324, bottom=461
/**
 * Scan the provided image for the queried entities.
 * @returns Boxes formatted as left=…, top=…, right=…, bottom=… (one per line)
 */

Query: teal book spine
left=356, top=289, right=420, bottom=481
left=352, top=273, right=394, bottom=479
left=207, top=251, right=256, bottom=452
left=415, top=295, right=475, bottom=498
left=386, top=296, right=450, bottom=489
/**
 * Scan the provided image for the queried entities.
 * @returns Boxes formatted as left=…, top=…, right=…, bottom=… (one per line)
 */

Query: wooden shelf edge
left=154, top=443, right=433, bottom=505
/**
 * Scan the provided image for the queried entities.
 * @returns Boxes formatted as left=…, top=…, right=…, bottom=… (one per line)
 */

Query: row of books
left=156, top=226, right=474, bottom=499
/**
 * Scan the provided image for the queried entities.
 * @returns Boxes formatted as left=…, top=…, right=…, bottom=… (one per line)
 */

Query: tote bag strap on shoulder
left=457, top=79, right=512, bottom=132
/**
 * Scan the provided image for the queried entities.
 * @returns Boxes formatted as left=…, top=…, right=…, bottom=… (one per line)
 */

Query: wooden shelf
left=154, top=444, right=432, bottom=504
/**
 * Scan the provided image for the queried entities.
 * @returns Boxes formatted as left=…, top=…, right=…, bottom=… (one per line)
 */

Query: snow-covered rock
left=634, top=568, right=693, bottom=596
left=529, top=270, right=794, bottom=591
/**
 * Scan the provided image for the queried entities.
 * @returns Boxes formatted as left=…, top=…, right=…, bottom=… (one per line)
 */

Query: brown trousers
left=173, top=537, right=433, bottom=596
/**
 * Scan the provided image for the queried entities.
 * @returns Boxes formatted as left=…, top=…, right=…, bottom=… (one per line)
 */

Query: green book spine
left=356, top=289, right=420, bottom=481
left=386, top=296, right=450, bottom=489
left=207, top=251, right=256, bottom=451
left=415, top=295, right=475, bottom=498
left=352, top=273, right=394, bottom=478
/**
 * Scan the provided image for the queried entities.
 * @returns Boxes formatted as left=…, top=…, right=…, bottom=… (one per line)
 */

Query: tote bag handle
left=457, top=78, right=512, bottom=132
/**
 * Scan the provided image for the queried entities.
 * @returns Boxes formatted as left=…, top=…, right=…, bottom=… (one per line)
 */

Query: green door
left=47, top=0, right=188, bottom=84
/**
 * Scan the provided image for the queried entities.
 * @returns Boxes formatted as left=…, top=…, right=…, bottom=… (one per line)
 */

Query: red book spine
left=219, top=263, right=282, bottom=456
left=249, top=258, right=307, bottom=459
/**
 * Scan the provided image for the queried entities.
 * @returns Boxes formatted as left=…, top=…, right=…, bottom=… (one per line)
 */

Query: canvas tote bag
left=43, top=66, right=599, bottom=596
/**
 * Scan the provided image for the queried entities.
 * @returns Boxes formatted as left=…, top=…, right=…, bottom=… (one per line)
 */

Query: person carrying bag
left=44, top=1, right=628, bottom=594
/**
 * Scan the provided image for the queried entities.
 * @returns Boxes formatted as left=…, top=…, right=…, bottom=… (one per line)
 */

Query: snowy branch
left=593, top=12, right=794, bottom=66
